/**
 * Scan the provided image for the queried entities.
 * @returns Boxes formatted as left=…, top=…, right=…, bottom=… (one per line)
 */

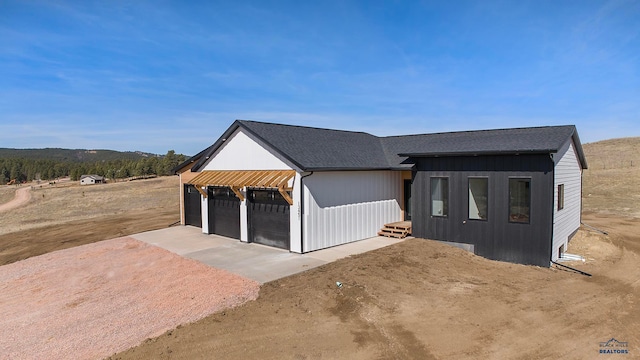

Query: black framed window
left=431, top=177, right=449, bottom=217
left=509, top=178, right=530, bottom=223
left=469, top=178, right=488, bottom=220
left=557, top=184, right=565, bottom=211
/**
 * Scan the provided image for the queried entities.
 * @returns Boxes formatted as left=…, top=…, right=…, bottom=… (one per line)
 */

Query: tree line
left=0, top=150, right=187, bottom=184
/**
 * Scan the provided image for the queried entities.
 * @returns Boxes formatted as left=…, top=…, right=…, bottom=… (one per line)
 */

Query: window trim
left=430, top=177, right=449, bottom=217
left=557, top=184, right=565, bottom=211
left=468, top=177, right=489, bottom=221
left=508, top=177, right=531, bottom=224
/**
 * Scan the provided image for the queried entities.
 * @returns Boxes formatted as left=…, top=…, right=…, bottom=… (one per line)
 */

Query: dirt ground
left=0, top=177, right=178, bottom=236
left=0, top=177, right=180, bottom=266
left=0, top=208, right=178, bottom=266
left=104, top=211, right=638, bottom=360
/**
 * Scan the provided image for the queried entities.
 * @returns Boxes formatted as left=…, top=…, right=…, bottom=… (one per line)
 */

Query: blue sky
left=1, top=0, right=639, bottom=155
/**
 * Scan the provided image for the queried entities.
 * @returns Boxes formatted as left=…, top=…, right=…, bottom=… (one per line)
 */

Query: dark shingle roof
left=384, top=125, right=583, bottom=163
left=238, top=120, right=391, bottom=170
left=191, top=120, right=587, bottom=171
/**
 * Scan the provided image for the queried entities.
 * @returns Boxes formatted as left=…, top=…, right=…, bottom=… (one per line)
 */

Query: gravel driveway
left=0, top=236, right=260, bottom=360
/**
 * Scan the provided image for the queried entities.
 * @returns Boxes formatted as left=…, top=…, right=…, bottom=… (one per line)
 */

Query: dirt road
left=0, top=186, right=31, bottom=213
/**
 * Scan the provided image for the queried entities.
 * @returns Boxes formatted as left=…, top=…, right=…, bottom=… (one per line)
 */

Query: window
left=557, top=184, right=564, bottom=211
left=509, top=178, right=530, bottom=223
left=469, top=178, right=488, bottom=220
left=431, top=177, right=448, bottom=217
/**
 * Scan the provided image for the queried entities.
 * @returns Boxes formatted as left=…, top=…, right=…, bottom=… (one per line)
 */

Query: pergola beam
left=193, top=185, right=208, bottom=198
left=186, top=170, right=296, bottom=204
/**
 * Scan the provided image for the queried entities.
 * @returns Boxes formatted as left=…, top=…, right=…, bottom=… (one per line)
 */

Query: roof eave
left=399, top=150, right=557, bottom=158
left=569, top=127, right=588, bottom=169
left=303, top=166, right=413, bottom=172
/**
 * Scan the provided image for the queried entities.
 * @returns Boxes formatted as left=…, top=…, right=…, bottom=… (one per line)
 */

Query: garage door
left=248, top=189, right=290, bottom=250
left=184, top=184, right=202, bottom=227
left=207, top=187, right=241, bottom=239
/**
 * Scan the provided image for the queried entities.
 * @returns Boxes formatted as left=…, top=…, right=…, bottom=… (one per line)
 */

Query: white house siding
left=80, top=178, right=96, bottom=185
left=302, top=171, right=402, bottom=252
left=552, top=140, right=582, bottom=262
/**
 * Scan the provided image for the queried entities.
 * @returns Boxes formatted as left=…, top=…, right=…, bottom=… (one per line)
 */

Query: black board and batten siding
left=411, top=154, right=554, bottom=267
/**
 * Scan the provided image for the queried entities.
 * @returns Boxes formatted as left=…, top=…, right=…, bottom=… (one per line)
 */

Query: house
left=177, top=120, right=587, bottom=267
left=80, top=175, right=105, bottom=185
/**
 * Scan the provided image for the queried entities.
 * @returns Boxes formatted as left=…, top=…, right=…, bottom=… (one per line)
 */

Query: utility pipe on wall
left=551, top=261, right=592, bottom=277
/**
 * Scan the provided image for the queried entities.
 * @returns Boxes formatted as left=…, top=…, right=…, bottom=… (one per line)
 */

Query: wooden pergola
left=186, top=170, right=295, bottom=205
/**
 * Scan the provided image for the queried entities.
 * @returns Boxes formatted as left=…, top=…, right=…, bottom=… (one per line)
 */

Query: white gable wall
left=202, top=129, right=293, bottom=171
left=552, top=139, right=582, bottom=262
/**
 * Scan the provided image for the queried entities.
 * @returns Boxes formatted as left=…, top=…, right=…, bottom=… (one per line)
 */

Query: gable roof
left=191, top=120, right=587, bottom=172
left=80, top=175, right=104, bottom=180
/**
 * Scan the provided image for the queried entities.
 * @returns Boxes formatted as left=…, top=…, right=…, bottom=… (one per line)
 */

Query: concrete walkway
left=131, top=226, right=406, bottom=283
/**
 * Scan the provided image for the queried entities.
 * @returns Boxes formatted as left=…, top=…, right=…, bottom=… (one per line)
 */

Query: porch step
left=378, top=221, right=412, bottom=239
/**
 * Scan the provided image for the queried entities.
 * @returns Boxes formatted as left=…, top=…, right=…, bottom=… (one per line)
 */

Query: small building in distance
left=80, top=175, right=105, bottom=186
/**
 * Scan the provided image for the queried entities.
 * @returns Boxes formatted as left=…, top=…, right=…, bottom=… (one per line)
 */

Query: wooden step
left=378, top=221, right=412, bottom=239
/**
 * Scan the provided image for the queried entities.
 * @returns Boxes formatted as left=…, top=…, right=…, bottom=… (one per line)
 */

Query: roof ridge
left=237, top=119, right=377, bottom=137
left=381, top=124, right=575, bottom=139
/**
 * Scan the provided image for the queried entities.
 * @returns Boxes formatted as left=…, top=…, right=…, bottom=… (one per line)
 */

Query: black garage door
left=248, top=189, right=290, bottom=250
left=207, top=187, right=241, bottom=239
left=184, top=184, right=202, bottom=227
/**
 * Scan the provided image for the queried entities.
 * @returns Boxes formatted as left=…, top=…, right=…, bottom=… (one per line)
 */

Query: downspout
left=549, top=153, right=556, bottom=266
left=300, top=171, right=314, bottom=253
left=580, top=165, right=584, bottom=227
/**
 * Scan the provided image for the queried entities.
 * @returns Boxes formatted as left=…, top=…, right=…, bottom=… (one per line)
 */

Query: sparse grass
left=0, top=185, right=16, bottom=205
left=0, top=177, right=179, bottom=235
left=582, top=137, right=640, bottom=217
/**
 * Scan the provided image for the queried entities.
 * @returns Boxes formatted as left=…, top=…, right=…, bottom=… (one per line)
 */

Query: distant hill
left=582, top=136, right=640, bottom=217
left=0, top=148, right=159, bottom=163
left=0, top=148, right=186, bottom=184
left=582, top=137, right=639, bottom=170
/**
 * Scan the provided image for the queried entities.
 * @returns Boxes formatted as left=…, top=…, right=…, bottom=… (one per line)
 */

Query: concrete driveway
left=131, top=226, right=405, bottom=283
